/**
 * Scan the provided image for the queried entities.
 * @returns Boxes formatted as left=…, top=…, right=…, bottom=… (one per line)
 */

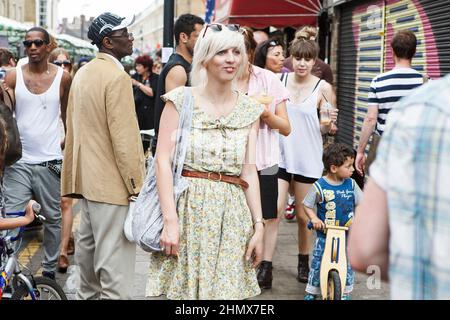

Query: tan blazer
left=62, top=53, right=145, bottom=206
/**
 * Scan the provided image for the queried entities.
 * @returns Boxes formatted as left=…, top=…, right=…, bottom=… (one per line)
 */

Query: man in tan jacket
left=61, top=12, right=145, bottom=300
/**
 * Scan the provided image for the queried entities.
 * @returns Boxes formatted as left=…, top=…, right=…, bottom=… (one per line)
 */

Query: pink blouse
left=248, top=65, right=290, bottom=171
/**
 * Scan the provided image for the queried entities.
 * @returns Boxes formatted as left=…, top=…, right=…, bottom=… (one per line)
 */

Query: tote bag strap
left=172, top=87, right=193, bottom=180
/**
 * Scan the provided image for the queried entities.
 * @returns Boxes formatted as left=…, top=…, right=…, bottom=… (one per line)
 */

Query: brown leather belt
left=181, top=170, right=249, bottom=189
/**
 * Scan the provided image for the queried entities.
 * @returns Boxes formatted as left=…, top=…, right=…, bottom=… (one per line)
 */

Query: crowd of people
left=0, top=9, right=449, bottom=301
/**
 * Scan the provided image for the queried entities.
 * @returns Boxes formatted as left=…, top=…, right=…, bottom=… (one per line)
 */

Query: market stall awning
left=213, top=0, right=323, bottom=29
left=0, top=16, right=29, bottom=33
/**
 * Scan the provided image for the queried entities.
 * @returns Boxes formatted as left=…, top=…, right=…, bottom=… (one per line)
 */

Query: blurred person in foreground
left=349, top=74, right=450, bottom=299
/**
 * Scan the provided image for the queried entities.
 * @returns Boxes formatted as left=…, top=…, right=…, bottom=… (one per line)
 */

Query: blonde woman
left=146, top=24, right=264, bottom=300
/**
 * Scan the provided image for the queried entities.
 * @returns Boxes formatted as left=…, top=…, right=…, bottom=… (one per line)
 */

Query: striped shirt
left=370, top=74, right=450, bottom=299
left=368, top=67, right=424, bottom=135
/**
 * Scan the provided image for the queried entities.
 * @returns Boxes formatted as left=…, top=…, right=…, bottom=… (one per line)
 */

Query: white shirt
left=14, top=65, right=64, bottom=163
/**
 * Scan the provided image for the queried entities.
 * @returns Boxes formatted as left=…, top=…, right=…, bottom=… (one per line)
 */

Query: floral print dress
left=146, top=86, right=263, bottom=300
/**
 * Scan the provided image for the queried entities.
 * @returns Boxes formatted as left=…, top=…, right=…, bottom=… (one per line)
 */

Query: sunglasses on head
left=53, top=60, right=71, bottom=67
left=202, top=24, right=244, bottom=38
left=23, top=39, right=47, bottom=48
left=268, top=40, right=281, bottom=47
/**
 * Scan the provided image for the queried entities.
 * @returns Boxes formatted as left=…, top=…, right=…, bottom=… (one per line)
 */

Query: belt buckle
left=207, top=172, right=222, bottom=182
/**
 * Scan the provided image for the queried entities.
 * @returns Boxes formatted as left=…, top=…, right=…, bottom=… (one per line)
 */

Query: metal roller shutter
left=418, top=0, right=450, bottom=77
left=336, top=0, right=450, bottom=148
left=335, top=3, right=357, bottom=147
left=336, top=0, right=384, bottom=148
left=384, top=0, right=450, bottom=79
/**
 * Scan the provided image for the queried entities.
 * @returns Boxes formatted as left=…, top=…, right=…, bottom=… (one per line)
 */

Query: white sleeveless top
left=279, top=74, right=324, bottom=179
left=15, top=65, right=63, bottom=164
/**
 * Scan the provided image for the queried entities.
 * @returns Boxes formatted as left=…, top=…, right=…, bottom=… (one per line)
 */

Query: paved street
left=18, top=201, right=390, bottom=300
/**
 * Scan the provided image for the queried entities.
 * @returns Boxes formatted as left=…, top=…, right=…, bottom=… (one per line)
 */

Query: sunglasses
left=202, top=24, right=244, bottom=38
left=268, top=40, right=281, bottom=47
left=23, top=39, right=47, bottom=48
left=108, top=32, right=134, bottom=40
left=53, top=60, right=71, bottom=67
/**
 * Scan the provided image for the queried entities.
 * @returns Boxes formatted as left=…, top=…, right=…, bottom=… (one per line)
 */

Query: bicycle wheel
left=11, top=276, right=67, bottom=300
left=326, top=270, right=341, bottom=300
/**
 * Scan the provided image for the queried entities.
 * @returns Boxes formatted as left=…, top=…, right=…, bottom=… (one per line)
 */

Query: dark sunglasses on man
left=53, top=60, right=72, bottom=67
left=23, top=39, right=47, bottom=48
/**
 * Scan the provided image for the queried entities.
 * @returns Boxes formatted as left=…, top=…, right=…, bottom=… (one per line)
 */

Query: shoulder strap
left=280, top=72, right=288, bottom=86
left=312, top=79, right=322, bottom=93
left=313, top=181, right=324, bottom=203
left=172, top=87, right=193, bottom=179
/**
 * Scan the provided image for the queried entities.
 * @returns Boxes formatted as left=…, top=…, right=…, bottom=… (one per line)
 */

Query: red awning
left=213, top=0, right=322, bottom=29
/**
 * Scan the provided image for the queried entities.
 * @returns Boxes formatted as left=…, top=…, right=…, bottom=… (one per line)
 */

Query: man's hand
left=355, top=152, right=366, bottom=176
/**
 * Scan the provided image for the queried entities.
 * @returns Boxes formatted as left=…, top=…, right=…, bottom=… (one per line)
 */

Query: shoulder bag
left=125, top=87, right=193, bottom=252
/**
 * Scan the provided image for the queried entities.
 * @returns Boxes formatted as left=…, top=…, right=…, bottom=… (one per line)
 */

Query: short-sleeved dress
left=146, top=86, right=263, bottom=300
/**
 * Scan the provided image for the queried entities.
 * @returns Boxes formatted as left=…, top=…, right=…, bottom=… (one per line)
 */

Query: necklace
left=38, top=93, right=47, bottom=110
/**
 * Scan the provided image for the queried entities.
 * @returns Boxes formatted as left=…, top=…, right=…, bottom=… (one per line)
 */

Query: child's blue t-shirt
left=303, top=177, right=362, bottom=238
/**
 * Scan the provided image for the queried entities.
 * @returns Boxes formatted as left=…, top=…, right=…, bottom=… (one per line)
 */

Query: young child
left=302, top=143, right=363, bottom=300
left=0, top=117, right=35, bottom=231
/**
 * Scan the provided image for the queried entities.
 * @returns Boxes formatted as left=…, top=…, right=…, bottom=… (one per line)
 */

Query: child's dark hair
left=323, top=143, right=355, bottom=172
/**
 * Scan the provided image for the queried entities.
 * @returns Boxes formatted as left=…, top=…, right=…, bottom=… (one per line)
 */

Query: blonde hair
left=295, top=26, right=318, bottom=41
left=190, top=25, right=248, bottom=88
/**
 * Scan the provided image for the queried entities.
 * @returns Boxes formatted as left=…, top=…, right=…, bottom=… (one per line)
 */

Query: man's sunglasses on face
left=53, top=60, right=71, bottom=67
left=202, top=24, right=244, bottom=38
left=23, top=39, right=47, bottom=48
left=108, top=32, right=134, bottom=40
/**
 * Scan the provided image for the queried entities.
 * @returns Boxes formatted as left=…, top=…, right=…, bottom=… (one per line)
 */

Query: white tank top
left=15, top=65, right=63, bottom=164
left=279, top=74, right=324, bottom=179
